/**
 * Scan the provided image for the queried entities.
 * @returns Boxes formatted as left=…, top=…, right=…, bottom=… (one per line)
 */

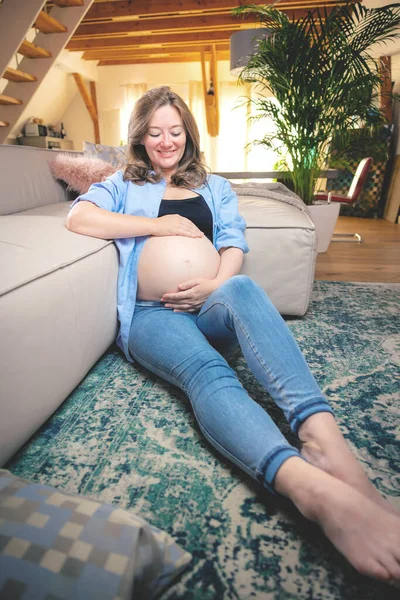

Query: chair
left=313, top=157, right=373, bottom=243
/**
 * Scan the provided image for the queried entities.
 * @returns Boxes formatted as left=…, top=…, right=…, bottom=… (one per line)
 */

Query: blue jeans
left=128, top=275, right=333, bottom=493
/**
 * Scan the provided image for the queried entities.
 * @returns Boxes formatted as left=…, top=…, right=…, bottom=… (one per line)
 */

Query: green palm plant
left=233, top=2, right=400, bottom=205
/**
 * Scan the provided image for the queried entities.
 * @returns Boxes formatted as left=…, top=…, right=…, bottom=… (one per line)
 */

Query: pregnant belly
left=137, top=235, right=221, bottom=300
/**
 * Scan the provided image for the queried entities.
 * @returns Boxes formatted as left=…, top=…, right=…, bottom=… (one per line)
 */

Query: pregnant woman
left=67, top=86, right=400, bottom=585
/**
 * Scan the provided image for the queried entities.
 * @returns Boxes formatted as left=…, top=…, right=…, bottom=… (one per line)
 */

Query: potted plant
left=233, top=2, right=400, bottom=250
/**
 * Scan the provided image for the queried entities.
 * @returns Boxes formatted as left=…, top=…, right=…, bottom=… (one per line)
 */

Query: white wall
left=60, top=83, right=96, bottom=152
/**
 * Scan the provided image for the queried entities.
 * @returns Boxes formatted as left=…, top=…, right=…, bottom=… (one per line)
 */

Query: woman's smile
left=143, top=104, right=186, bottom=177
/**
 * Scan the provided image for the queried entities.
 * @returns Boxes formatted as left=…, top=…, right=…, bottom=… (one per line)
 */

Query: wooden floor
left=315, top=217, right=400, bottom=283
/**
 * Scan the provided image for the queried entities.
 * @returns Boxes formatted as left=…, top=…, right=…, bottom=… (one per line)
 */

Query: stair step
left=52, top=0, right=84, bottom=6
left=34, top=10, right=67, bottom=34
left=0, top=121, right=10, bottom=127
left=18, top=40, right=52, bottom=59
left=3, top=67, right=37, bottom=83
left=0, top=95, right=23, bottom=106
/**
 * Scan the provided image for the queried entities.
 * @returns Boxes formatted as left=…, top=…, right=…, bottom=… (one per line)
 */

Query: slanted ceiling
left=65, top=0, right=352, bottom=66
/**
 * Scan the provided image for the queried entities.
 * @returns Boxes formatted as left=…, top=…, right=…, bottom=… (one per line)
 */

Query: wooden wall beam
left=89, top=80, right=100, bottom=144
left=72, top=73, right=100, bottom=142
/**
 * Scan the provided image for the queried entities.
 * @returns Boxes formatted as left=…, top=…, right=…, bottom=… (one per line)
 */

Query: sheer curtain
left=188, top=80, right=279, bottom=173
left=120, top=82, right=148, bottom=144
left=188, top=80, right=215, bottom=168
left=189, top=80, right=248, bottom=172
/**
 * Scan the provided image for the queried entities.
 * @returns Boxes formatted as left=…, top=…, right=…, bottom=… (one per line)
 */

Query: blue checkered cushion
left=83, top=142, right=128, bottom=167
left=0, top=470, right=191, bottom=599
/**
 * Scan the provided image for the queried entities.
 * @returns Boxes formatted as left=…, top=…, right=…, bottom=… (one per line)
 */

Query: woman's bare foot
left=274, top=457, right=400, bottom=583
left=298, top=413, right=398, bottom=515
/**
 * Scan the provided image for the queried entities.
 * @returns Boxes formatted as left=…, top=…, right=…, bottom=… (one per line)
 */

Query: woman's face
left=142, top=104, right=187, bottom=178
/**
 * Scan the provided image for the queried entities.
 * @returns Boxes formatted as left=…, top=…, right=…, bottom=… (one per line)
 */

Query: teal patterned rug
left=6, top=281, right=400, bottom=600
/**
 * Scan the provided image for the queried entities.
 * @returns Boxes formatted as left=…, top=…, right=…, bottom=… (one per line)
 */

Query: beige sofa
left=0, top=144, right=317, bottom=466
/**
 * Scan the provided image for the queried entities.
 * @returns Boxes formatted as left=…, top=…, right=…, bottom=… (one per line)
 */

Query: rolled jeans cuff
left=257, top=446, right=303, bottom=494
left=288, top=400, right=335, bottom=436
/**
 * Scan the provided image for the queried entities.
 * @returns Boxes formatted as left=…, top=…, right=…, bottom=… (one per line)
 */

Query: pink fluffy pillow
left=49, top=153, right=119, bottom=195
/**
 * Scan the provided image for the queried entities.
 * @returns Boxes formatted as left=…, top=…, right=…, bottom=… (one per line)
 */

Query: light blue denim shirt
left=71, top=171, right=249, bottom=361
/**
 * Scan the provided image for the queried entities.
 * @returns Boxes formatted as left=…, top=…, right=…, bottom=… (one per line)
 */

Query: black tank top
left=158, top=194, right=213, bottom=243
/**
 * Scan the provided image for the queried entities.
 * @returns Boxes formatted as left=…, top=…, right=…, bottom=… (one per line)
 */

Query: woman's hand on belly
left=154, top=214, right=204, bottom=238
left=161, top=277, right=220, bottom=312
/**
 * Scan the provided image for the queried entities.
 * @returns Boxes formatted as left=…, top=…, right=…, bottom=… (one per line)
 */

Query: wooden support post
left=200, top=50, right=208, bottom=108
left=73, top=73, right=100, bottom=143
left=89, top=80, right=100, bottom=143
left=211, top=44, right=220, bottom=134
left=201, top=46, right=219, bottom=137
left=380, top=55, right=393, bottom=124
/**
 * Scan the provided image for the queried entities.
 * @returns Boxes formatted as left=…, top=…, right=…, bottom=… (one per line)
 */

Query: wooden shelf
left=0, top=121, right=9, bottom=127
left=19, top=136, right=74, bottom=151
left=3, top=67, right=37, bottom=83
left=34, top=10, right=67, bottom=34
left=18, top=40, right=52, bottom=59
left=0, top=94, right=23, bottom=106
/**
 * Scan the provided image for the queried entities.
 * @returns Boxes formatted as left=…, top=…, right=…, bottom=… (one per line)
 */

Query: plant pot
left=308, top=202, right=340, bottom=253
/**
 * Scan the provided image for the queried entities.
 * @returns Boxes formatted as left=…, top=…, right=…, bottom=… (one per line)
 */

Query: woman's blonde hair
left=123, top=86, right=208, bottom=187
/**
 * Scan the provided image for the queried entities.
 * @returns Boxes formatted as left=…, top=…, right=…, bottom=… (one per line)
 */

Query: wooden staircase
left=0, top=0, right=94, bottom=144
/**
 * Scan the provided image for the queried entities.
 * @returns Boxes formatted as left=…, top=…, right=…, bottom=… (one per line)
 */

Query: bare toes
left=362, top=560, right=392, bottom=582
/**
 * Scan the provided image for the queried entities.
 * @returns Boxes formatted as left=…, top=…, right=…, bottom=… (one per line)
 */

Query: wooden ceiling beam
left=73, top=23, right=249, bottom=43
left=75, top=13, right=259, bottom=37
left=84, top=0, right=342, bottom=21
left=66, top=1, right=348, bottom=65
left=85, top=1, right=273, bottom=21
left=67, top=29, right=236, bottom=51
left=97, top=51, right=230, bottom=66
left=51, top=0, right=84, bottom=7
left=83, top=43, right=230, bottom=60
left=75, top=8, right=325, bottom=38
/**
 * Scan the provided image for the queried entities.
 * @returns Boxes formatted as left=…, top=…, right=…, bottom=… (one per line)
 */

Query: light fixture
left=230, top=28, right=271, bottom=76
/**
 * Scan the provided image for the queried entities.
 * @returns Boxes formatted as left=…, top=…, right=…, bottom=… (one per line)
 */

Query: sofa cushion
left=0, top=145, right=79, bottom=216
left=0, top=469, right=191, bottom=599
left=238, top=195, right=313, bottom=229
left=0, top=203, right=113, bottom=297
left=49, top=154, right=118, bottom=195
left=238, top=196, right=316, bottom=316
left=83, top=141, right=128, bottom=166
